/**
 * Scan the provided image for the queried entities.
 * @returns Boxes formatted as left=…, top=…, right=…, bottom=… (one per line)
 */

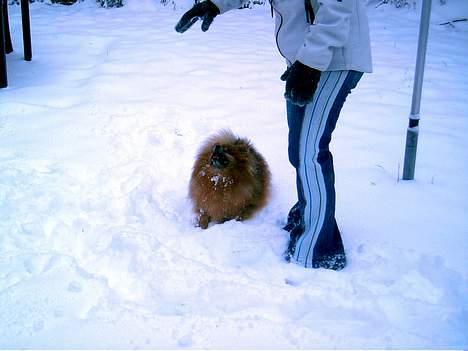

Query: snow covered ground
left=1, top=0, right=467, bottom=348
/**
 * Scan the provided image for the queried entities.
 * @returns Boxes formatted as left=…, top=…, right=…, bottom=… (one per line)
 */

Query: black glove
left=175, top=0, right=220, bottom=33
left=281, top=61, right=321, bottom=106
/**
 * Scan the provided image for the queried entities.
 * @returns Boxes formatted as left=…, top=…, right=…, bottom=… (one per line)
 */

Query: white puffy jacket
left=211, top=0, right=373, bottom=73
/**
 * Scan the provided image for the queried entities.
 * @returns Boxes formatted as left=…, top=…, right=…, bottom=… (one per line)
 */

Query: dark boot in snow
left=284, top=217, right=347, bottom=271
left=283, top=223, right=304, bottom=262
left=283, top=201, right=303, bottom=232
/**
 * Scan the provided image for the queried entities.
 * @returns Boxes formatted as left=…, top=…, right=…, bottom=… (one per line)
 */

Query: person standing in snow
left=175, top=0, right=372, bottom=270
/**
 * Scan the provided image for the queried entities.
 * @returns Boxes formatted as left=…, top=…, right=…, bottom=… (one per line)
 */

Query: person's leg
left=286, top=70, right=363, bottom=270
left=284, top=102, right=306, bottom=233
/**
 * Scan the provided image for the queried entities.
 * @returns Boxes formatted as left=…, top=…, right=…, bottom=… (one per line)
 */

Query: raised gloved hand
left=175, top=0, right=220, bottom=33
left=281, top=61, right=322, bottom=106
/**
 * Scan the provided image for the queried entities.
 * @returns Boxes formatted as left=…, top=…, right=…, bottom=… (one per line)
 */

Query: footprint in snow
left=67, top=281, right=82, bottom=293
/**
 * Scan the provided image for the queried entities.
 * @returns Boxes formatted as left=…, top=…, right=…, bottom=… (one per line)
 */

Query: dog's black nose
left=213, top=144, right=224, bottom=155
left=210, top=144, right=229, bottom=169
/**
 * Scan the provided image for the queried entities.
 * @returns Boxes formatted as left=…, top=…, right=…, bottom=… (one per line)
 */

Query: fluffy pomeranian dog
left=189, top=130, right=271, bottom=229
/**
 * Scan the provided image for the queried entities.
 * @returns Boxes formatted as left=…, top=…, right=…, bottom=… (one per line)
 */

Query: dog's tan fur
left=189, top=130, right=271, bottom=229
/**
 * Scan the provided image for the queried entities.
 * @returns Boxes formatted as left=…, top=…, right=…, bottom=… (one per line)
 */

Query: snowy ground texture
left=1, top=0, right=467, bottom=348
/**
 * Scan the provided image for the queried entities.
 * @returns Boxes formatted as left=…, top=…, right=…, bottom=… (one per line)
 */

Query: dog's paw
left=197, top=213, right=210, bottom=229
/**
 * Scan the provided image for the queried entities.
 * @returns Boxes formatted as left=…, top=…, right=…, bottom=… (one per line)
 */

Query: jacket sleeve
left=210, top=0, right=250, bottom=14
left=296, top=0, right=355, bottom=71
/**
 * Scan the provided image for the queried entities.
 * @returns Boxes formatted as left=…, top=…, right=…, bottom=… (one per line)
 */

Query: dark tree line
left=8, top=0, right=123, bottom=8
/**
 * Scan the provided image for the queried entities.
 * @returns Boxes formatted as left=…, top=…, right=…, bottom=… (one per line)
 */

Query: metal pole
left=0, top=0, right=7, bottom=88
left=3, top=0, right=13, bottom=53
left=402, top=0, right=432, bottom=180
left=21, top=0, right=32, bottom=61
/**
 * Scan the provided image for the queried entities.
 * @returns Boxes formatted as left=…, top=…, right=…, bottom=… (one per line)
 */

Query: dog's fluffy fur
left=189, top=130, right=271, bottom=229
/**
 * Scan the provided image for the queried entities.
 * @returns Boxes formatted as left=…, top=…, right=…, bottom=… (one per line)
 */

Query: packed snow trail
left=0, top=0, right=467, bottom=348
